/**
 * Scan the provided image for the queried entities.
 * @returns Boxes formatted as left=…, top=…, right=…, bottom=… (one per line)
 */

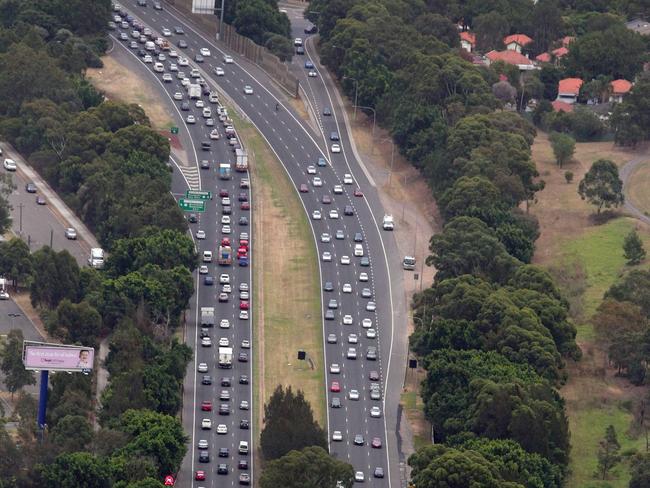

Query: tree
left=624, top=229, right=646, bottom=265
left=0, top=172, right=15, bottom=234
left=0, top=237, right=32, bottom=290
left=565, top=171, right=573, bottom=183
left=0, top=329, right=35, bottom=398
left=260, top=446, right=354, bottom=488
left=261, top=385, right=327, bottom=460
left=38, top=452, right=111, bottom=488
left=578, top=159, right=624, bottom=214
left=51, top=299, right=102, bottom=346
left=473, top=12, right=510, bottom=51
left=549, top=132, right=575, bottom=168
left=606, top=270, right=650, bottom=316
left=265, top=34, right=293, bottom=62
left=597, top=425, right=621, bottom=479
left=30, top=247, right=81, bottom=309
left=630, top=453, right=650, bottom=488
left=492, top=80, right=517, bottom=104
left=49, top=414, right=93, bottom=453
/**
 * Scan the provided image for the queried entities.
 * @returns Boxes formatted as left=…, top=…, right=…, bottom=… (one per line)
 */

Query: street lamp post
left=353, top=105, right=376, bottom=137
left=8, top=313, right=20, bottom=329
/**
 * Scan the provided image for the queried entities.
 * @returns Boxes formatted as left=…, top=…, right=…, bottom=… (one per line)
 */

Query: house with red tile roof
left=609, top=79, right=633, bottom=103
left=535, top=52, right=552, bottom=63
left=459, top=31, right=476, bottom=52
left=503, top=34, right=533, bottom=53
left=552, top=46, right=569, bottom=58
left=486, top=50, right=537, bottom=71
left=551, top=100, right=574, bottom=113
left=557, top=78, right=583, bottom=104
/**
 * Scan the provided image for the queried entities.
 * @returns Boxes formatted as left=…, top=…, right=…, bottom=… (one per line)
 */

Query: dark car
left=238, top=460, right=249, bottom=470
left=217, top=463, right=229, bottom=474
left=330, top=131, right=340, bottom=141
left=219, top=447, right=229, bottom=458
left=239, top=217, right=248, bottom=226
left=344, top=205, right=354, bottom=215
left=304, top=25, right=317, bottom=34
left=221, top=377, right=231, bottom=387
left=203, top=85, right=211, bottom=95
left=200, top=160, right=210, bottom=169
left=137, top=49, right=147, bottom=57
left=188, top=213, right=198, bottom=223
left=323, top=281, right=334, bottom=292
left=360, top=256, right=370, bottom=266
left=195, top=54, right=204, bottom=63
left=36, top=196, right=46, bottom=205
left=219, top=404, right=230, bottom=415
left=174, top=26, right=185, bottom=34
left=238, top=352, right=248, bottom=362
left=177, top=39, right=188, bottom=48
left=201, top=375, right=212, bottom=385
left=323, top=107, right=332, bottom=116
left=204, top=275, right=214, bottom=286
left=201, top=141, right=211, bottom=151
left=374, top=467, right=385, bottom=478
left=304, top=60, right=314, bottom=69
left=239, top=374, right=249, bottom=384
left=369, top=370, right=380, bottom=381
left=200, top=328, right=209, bottom=338
left=180, top=102, right=190, bottom=111
left=25, top=182, right=36, bottom=193
left=296, top=46, right=305, bottom=54
left=325, top=310, right=335, bottom=320
left=199, top=451, right=210, bottom=463
left=322, top=195, right=332, bottom=204
left=354, top=232, right=363, bottom=242
left=223, top=205, right=232, bottom=215
left=238, top=192, right=248, bottom=202
left=240, top=419, right=250, bottom=429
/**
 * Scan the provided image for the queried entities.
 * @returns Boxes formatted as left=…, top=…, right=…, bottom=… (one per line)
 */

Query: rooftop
left=460, top=31, right=476, bottom=45
left=503, top=34, right=533, bottom=46
left=610, top=79, right=632, bottom=94
left=552, top=46, right=569, bottom=58
left=552, top=100, right=574, bottom=113
left=535, top=52, right=551, bottom=63
left=486, top=50, right=534, bottom=66
left=558, top=78, right=584, bottom=95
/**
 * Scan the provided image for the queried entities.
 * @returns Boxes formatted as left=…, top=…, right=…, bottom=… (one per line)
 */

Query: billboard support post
left=37, top=370, right=49, bottom=432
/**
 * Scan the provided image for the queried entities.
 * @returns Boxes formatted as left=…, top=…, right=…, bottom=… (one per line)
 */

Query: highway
left=115, top=1, right=409, bottom=486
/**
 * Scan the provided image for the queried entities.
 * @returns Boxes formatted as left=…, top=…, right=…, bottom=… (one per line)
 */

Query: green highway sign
left=178, top=198, right=206, bottom=212
left=186, top=189, right=212, bottom=200
left=170, top=127, right=179, bottom=134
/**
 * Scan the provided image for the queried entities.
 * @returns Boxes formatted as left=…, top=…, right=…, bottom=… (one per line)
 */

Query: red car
left=237, top=247, right=248, bottom=258
left=371, top=437, right=382, bottom=449
left=219, top=189, right=229, bottom=197
left=240, top=301, right=250, bottom=310
left=240, top=202, right=250, bottom=211
left=354, top=188, right=363, bottom=197
left=221, top=237, right=231, bottom=247
left=299, top=184, right=309, bottom=193
left=201, top=401, right=212, bottom=411
left=240, top=239, right=249, bottom=249
left=195, top=470, right=206, bottom=480
left=330, top=381, right=340, bottom=392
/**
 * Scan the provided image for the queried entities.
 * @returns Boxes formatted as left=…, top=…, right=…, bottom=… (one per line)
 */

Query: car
left=331, top=144, right=341, bottom=153
left=332, top=430, right=343, bottom=441
left=224, top=54, right=234, bottom=63
left=201, top=418, right=212, bottom=429
left=200, top=47, right=211, bottom=56
left=296, top=46, right=305, bottom=54
left=359, top=272, right=369, bottom=282
left=374, top=467, right=385, bottom=478
left=240, top=291, right=249, bottom=300
left=65, top=227, right=77, bottom=240
left=240, top=310, right=249, bottom=320
left=348, top=333, right=358, bottom=344
left=343, top=314, right=353, bottom=325
left=194, top=53, right=204, bottom=63
left=201, top=337, right=212, bottom=347
left=239, top=374, right=249, bottom=384
left=329, top=364, right=339, bottom=375
left=222, top=197, right=231, bottom=206
left=204, top=275, right=214, bottom=286
left=206, top=118, right=215, bottom=127
left=195, top=470, right=205, bottom=481
left=349, top=389, right=360, bottom=400
left=196, top=229, right=206, bottom=239
left=370, top=406, right=382, bottom=418
left=174, top=26, right=184, bottom=34
left=195, top=99, right=205, bottom=108
left=354, top=434, right=364, bottom=446
left=342, top=283, right=352, bottom=293
left=217, top=424, right=228, bottom=434
left=369, top=370, right=380, bottom=381
left=323, top=107, right=332, bottom=116
left=24, top=181, right=36, bottom=193
left=329, top=209, right=339, bottom=219
left=214, top=66, right=225, bottom=76
left=219, top=293, right=229, bottom=302
left=162, top=27, right=172, bottom=36
left=201, top=400, right=212, bottom=411
left=222, top=224, right=231, bottom=234
left=371, top=437, right=382, bottom=448
left=241, top=339, right=250, bottom=348
left=173, top=91, right=183, bottom=100
left=344, top=205, right=354, bottom=216
left=361, top=288, right=372, bottom=298
left=197, top=439, right=209, bottom=449
left=335, top=229, right=345, bottom=239
left=325, top=310, right=335, bottom=321
left=354, top=188, right=364, bottom=197
left=367, top=301, right=376, bottom=311
left=304, top=60, right=314, bottom=69
left=220, top=377, right=231, bottom=387
left=119, top=32, right=129, bottom=41
left=219, top=404, right=230, bottom=415
left=143, top=54, right=153, bottom=63
left=188, top=213, right=198, bottom=223
left=343, top=173, right=353, bottom=184
left=307, top=165, right=317, bottom=174
left=202, top=375, right=212, bottom=385
left=355, top=472, right=365, bottom=482
left=323, top=281, right=334, bottom=292
left=340, top=255, right=351, bottom=265
left=238, top=352, right=249, bottom=364
left=169, top=50, right=178, bottom=58
left=243, top=85, right=253, bottom=94
left=240, top=419, right=250, bottom=429
left=198, top=450, right=209, bottom=463
left=186, top=115, right=196, bottom=124
left=333, top=185, right=343, bottom=194
left=328, top=299, right=338, bottom=309
left=36, top=196, right=46, bottom=205
left=240, top=400, right=249, bottom=410
left=312, top=176, right=322, bottom=187
left=331, top=397, right=341, bottom=408
left=322, top=251, right=332, bottom=262
left=238, top=460, right=249, bottom=470
left=180, top=101, right=190, bottom=111
left=198, top=362, right=208, bottom=373
left=200, top=328, right=210, bottom=338
left=219, top=337, right=229, bottom=347
left=312, top=210, right=321, bottom=220
left=239, top=473, right=251, bottom=485
left=320, top=195, right=331, bottom=205
left=327, top=334, right=337, bottom=344
left=222, top=215, right=231, bottom=225
left=330, top=381, right=341, bottom=392
left=366, top=328, right=377, bottom=338
left=366, top=346, right=377, bottom=360
left=347, top=347, right=357, bottom=359
left=317, top=157, right=327, bottom=167
left=354, top=232, right=363, bottom=242
left=220, top=273, right=230, bottom=284
left=240, top=301, right=249, bottom=310
left=321, top=233, right=331, bottom=243
left=217, top=464, right=229, bottom=474
left=240, top=282, right=249, bottom=291
left=294, top=38, right=303, bottom=47
left=360, top=256, right=370, bottom=266
left=178, top=56, right=189, bottom=66
left=362, top=318, right=373, bottom=328
left=3, top=159, right=16, bottom=171
left=241, top=201, right=250, bottom=211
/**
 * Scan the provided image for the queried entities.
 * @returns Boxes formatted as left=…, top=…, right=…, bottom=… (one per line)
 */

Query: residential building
left=503, top=34, right=533, bottom=53
left=459, top=31, right=476, bottom=52
left=552, top=46, right=569, bottom=59
left=609, top=79, right=633, bottom=103
left=535, top=52, right=552, bottom=63
left=556, top=78, right=583, bottom=104
left=551, top=100, right=574, bottom=113
left=485, top=50, right=537, bottom=71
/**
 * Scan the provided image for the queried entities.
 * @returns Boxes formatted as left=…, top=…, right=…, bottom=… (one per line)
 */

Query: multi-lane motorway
left=113, top=2, right=409, bottom=486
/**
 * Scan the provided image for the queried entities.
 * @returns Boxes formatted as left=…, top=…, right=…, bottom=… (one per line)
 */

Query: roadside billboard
left=23, top=341, right=94, bottom=373
left=192, top=0, right=216, bottom=14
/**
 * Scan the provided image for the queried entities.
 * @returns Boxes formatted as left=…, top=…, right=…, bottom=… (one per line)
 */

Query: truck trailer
left=218, top=347, right=233, bottom=368
left=218, top=245, right=232, bottom=265
left=235, top=149, right=248, bottom=172
left=219, top=163, right=232, bottom=180
left=188, top=83, right=201, bottom=99
left=200, top=307, right=215, bottom=327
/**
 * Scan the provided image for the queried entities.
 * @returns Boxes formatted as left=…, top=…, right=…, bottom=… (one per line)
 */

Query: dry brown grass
left=86, top=56, right=173, bottom=130
left=627, top=161, right=650, bottom=216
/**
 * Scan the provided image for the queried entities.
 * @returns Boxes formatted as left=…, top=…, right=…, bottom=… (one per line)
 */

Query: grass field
left=627, top=161, right=650, bottom=217
left=228, top=110, right=326, bottom=437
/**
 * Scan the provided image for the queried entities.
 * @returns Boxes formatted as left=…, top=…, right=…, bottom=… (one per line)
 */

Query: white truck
left=201, top=307, right=215, bottom=327
left=187, top=83, right=201, bottom=99
left=382, top=214, right=394, bottom=231
left=235, top=149, right=248, bottom=172
left=218, top=347, right=233, bottom=368
left=88, top=248, right=105, bottom=268
left=0, top=277, right=8, bottom=300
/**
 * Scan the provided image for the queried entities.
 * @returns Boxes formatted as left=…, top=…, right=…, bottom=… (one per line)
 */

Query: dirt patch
left=86, top=56, right=174, bottom=130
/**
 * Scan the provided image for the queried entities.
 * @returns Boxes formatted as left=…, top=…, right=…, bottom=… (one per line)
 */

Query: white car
left=162, top=73, right=172, bottom=82
left=240, top=282, right=249, bottom=291
left=355, top=472, right=365, bottom=482
left=312, top=177, right=322, bottom=187
left=222, top=197, right=231, bottom=206
left=307, top=165, right=316, bottom=174
left=214, top=66, right=225, bottom=76
left=197, top=362, right=208, bottom=372
left=321, top=233, right=331, bottom=243
left=186, top=115, right=196, bottom=124
left=308, top=70, right=317, bottom=77
left=367, top=301, right=376, bottom=311
left=322, top=251, right=332, bottom=262
left=340, top=255, right=350, bottom=265
left=162, top=27, right=172, bottom=36
left=370, top=406, right=382, bottom=418
left=332, top=430, right=343, bottom=441
left=220, top=319, right=230, bottom=329
left=219, top=337, right=229, bottom=347
left=202, top=108, right=212, bottom=121
left=169, top=50, right=178, bottom=58
left=331, top=143, right=341, bottom=153
left=178, top=57, right=189, bottom=66
left=201, top=337, right=212, bottom=347
left=330, top=363, right=341, bottom=374
left=243, top=85, right=253, bottom=95
left=329, top=209, right=339, bottom=219
left=348, top=333, right=358, bottom=344
left=195, top=100, right=205, bottom=108
left=221, top=215, right=231, bottom=225
left=343, top=314, right=353, bottom=325
left=347, top=347, right=357, bottom=359
left=173, top=91, right=183, bottom=100
left=169, top=63, right=178, bottom=71
left=176, top=71, right=185, bottom=79
left=220, top=274, right=230, bottom=284
left=343, top=173, right=353, bottom=184
left=366, top=328, right=376, bottom=339
left=180, top=78, right=190, bottom=87
left=333, top=185, right=343, bottom=194
left=242, top=339, right=251, bottom=348
left=200, top=47, right=211, bottom=56
left=240, top=400, right=249, bottom=410
left=222, top=284, right=232, bottom=293
left=349, top=389, right=360, bottom=400
left=362, top=318, right=373, bottom=329
left=359, top=272, right=369, bottom=282
left=153, top=62, right=164, bottom=72
left=199, top=265, right=209, bottom=274
left=222, top=224, right=231, bottom=234
left=217, top=424, right=228, bottom=434
left=342, top=283, right=352, bottom=293
left=3, top=158, right=16, bottom=171
left=201, top=418, right=212, bottom=429
left=209, top=92, right=219, bottom=103
left=240, top=291, right=249, bottom=300
left=223, top=54, right=234, bottom=63
left=197, top=439, right=208, bottom=449
left=240, top=310, right=249, bottom=320
left=210, top=129, right=220, bottom=139
left=312, top=210, right=322, bottom=220
left=294, top=37, right=303, bottom=46
left=354, top=244, right=364, bottom=257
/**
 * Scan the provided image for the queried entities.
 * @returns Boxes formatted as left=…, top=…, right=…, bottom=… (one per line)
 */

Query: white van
left=203, top=251, right=213, bottom=262
left=145, top=41, right=155, bottom=51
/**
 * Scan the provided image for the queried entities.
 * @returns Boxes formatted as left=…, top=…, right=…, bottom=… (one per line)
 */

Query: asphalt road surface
left=115, top=2, right=409, bottom=486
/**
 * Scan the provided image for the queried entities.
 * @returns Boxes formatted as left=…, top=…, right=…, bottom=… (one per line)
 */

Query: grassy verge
left=227, top=110, right=325, bottom=445
left=627, top=161, right=650, bottom=216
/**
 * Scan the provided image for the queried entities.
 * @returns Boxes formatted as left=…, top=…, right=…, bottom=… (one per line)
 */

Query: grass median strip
left=228, top=110, right=325, bottom=442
